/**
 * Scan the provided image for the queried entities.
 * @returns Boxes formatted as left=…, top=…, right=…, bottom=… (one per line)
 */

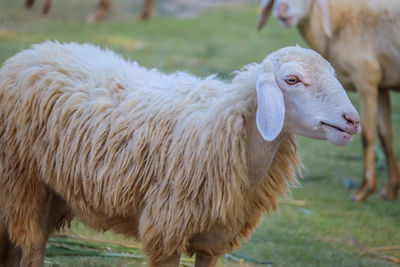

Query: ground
left=0, top=0, right=400, bottom=266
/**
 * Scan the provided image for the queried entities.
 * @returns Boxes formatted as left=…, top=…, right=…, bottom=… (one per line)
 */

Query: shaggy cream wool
left=0, top=42, right=300, bottom=262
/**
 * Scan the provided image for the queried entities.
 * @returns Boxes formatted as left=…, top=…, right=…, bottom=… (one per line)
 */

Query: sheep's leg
left=147, top=253, right=181, bottom=267
left=24, top=0, right=35, bottom=9
left=0, top=218, right=22, bottom=266
left=377, top=88, right=400, bottom=200
left=195, top=253, right=220, bottom=267
left=0, top=219, right=12, bottom=266
left=1, top=212, right=21, bottom=266
left=0, top=239, right=22, bottom=267
left=5, top=187, right=53, bottom=267
left=19, top=243, right=46, bottom=267
left=87, top=0, right=112, bottom=22
left=19, top=195, right=53, bottom=267
left=351, top=67, right=380, bottom=202
left=16, top=192, right=70, bottom=267
left=11, top=222, right=46, bottom=267
left=140, top=0, right=153, bottom=20
left=0, top=218, right=7, bottom=262
left=40, top=0, right=51, bottom=15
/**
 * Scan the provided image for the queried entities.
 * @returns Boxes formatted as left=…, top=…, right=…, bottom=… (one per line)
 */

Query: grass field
left=1, top=0, right=400, bottom=266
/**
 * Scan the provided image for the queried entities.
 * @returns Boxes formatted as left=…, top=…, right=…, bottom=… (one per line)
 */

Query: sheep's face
left=256, top=47, right=360, bottom=146
left=257, top=0, right=313, bottom=29
left=257, top=0, right=332, bottom=37
left=273, top=0, right=313, bottom=27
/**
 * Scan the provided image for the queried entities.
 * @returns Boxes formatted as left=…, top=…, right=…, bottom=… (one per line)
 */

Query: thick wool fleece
left=0, top=42, right=300, bottom=261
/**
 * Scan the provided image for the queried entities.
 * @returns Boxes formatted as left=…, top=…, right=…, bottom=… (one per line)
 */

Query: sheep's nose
left=344, top=112, right=361, bottom=133
left=277, top=3, right=289, bottom=17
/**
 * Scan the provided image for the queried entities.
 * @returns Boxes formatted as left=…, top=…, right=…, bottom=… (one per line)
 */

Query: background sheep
left=24, top=0, right=154, bottom=21
left=257, top=0, right=400, bottom=202
left=0, top=41, right=359, bottom=266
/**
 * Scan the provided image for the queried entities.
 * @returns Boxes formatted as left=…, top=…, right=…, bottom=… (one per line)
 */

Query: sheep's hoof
left=380, top=185, right=399, bottom=200
left=350, top=186, right=376, bottom=202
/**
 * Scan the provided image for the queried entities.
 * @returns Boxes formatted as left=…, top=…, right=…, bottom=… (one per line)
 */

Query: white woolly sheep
left=0, top=41, right=360, bottom=267
left=258, top=0, right=400, bottom=202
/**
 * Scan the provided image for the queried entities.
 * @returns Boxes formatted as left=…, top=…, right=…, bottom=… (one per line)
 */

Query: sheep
left=257, top=0, right=400, bottom=202
left=0, top=41, right=360, bottom=267
left=24, top=0, right=154, bottom=21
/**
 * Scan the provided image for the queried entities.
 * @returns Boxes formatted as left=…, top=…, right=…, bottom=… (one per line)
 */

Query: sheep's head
left=257, top=0, right=332, bottom=38
left=256, top=46, right=360, bottom=146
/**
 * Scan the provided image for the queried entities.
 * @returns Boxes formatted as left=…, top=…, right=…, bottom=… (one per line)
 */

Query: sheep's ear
left=257, top=0, right=275, bottom=31
left=316, top=0, right=332, bottom=38
left=256, top=71, right=285, bottom=141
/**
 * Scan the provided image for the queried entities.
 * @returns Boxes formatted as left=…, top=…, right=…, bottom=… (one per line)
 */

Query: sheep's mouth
left=320, top=122, right=354, bottom=135
left=278, top=16, right=295, bottom=25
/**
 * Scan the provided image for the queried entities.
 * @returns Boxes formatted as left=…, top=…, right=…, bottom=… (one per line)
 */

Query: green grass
left=1, top=0, right=400, bottom=266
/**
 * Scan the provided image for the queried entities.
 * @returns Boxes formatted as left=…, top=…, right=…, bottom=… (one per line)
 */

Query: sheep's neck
left=244, top=110, right=286, bottom=185
left=298, top=0, right=331, bottom=57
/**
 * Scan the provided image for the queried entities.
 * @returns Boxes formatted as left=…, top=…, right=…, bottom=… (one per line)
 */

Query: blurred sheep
left=24, top=0, right=154, bottom=21
left=258, top=0, right=400, bottom=202
left=0, top=41, right=359, bottom=266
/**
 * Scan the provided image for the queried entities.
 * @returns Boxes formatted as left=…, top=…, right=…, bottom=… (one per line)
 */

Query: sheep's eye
left=286, top=76, right=299, bottom=85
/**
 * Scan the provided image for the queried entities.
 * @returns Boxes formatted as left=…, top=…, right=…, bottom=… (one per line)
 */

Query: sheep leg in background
left=24, top=0, right=35, bottom=9
left=351, top=65, right=380, bottom=202
left=377, top=88, right=400, bottom=199
left=41, top=0, right=51, bottom=15
left=0, top=219, right=22, bottom=267
left=46, top=194, right=72, bottom=233
left=87, top=0, right=112, bottom=22
left=195, top=253, right=220, bottom=267
left=148, top=253, right=181, bottom=267
left=140, top=0, right=153, bottom=20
